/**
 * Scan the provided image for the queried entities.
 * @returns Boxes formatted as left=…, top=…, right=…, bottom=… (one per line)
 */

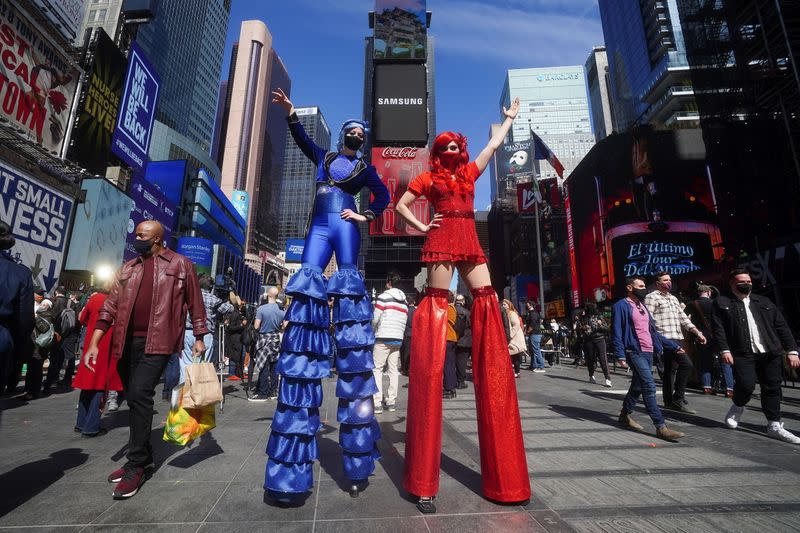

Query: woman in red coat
left=72, top=289, right=122, bottom=436
left=395, top=97, right=530, bottom=514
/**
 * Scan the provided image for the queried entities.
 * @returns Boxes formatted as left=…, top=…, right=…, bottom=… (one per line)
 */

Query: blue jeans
left=76, top=389, right=104, bottom=435
left=622, top=351, right=665, bottom=428
left=179, top=331, right=215, bottom=385
left=163, top=353, right=180, bottom=397
left=528, top=334, right=544, bottom=369
left=698, top=346, right=734, bottom=390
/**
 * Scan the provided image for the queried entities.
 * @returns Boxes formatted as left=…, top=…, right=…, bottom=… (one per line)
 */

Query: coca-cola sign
left=381, top=147, right=420, bottom=159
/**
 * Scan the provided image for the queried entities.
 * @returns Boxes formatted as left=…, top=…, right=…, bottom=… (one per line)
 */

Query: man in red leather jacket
left=84, top=220, right=208, bottom=499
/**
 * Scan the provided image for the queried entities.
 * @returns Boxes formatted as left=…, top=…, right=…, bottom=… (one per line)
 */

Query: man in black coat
left=0, top=222, right=34, bottom=396
left=713, top=268, right=800, bottom=443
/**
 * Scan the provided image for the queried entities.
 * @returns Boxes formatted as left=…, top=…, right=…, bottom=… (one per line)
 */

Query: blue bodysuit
left=264, top=115, right=390, bottom=498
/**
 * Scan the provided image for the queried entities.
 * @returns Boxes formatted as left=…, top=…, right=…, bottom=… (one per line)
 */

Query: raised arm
left=473, top=97, right=520, bottom=174
left=272, top=88, right=326, bottom=164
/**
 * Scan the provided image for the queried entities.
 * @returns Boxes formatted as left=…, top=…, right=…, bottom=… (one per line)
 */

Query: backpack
left=60, top=307, right=77, bottom=333
left=34, top=317, right=55, bottom=348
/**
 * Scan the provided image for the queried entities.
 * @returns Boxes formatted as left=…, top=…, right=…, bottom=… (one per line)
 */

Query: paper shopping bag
left=182, top=362, right=223, bottom=408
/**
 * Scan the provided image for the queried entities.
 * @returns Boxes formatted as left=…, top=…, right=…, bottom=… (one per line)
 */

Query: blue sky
left=221, top=0, right=604, bottom=209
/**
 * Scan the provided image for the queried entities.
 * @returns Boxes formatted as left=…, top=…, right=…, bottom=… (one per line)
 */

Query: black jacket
left=712, top=294, right=798, bottom=355
left=0, top=253, right=34, bottom=357
left=687, top=297, right=714, bottom=338
left=455, top=303, right=471, bottom=349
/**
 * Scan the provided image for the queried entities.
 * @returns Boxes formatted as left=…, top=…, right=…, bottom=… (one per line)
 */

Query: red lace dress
left=407, top=162, right=486, bottom=264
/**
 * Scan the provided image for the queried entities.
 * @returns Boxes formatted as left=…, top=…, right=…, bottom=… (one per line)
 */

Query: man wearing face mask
left=612, top=276, right=685, bottom=441
left=644, top=272, right=706, bottom=414
left=713, top=268, right=800, bottom=443
left=83, top=220, right=209, bottom=498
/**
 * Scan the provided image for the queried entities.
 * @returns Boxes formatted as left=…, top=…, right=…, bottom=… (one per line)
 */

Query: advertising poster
left=500, top=140, right=534, bottom=186
left=285, top=238, right=305, bottom=262
left=111, top=41, right=160, bottom=171
left=0, top=160, right=74, bottom=291
left=124, top=175, right=177, bottom=261
left=373, top=64, right=427, bottom=145
left=566, top=128, right=723, bottom=304
left=65, top=178, right=133, bottom=271
left=68, top=29, right=125, bottom=173
left=369, top=146, right=430, bottom=236
left=177, top=236, right=213, bottom=274
left=32, top=0, right=86, bottom=42
left=373, top=0, right=427, bottom=60
left=0, top=0, right=80, bottom=154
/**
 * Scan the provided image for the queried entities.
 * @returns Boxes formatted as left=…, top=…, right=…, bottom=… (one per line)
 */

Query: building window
left=89, top=8, right=107, bottom=22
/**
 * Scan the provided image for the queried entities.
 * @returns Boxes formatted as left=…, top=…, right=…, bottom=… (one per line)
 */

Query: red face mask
left=439, top=151, right=460, bottom=171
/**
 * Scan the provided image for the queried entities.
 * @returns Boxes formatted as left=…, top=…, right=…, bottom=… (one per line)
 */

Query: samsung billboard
left=373, top=63, right=428, bottom=145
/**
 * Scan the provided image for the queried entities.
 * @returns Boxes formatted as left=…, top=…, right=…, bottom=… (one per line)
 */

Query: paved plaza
left=1, top=361, right=800, bottom=532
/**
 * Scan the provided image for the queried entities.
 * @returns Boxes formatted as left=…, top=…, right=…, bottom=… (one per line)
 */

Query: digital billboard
left=373, top=0, right=427, bottom=60
left=373, top=64, right=427, bottom=145
left=65, top=178, right=133, bottom=271
left=0, top=0, right=80, bottom=154
left=0, top=160, right=74, bottom=291
left=111, top=42, right=160, bottom=171
left=124, top=175, right=177, bottom=261
left=177, top=236, right=213, bottom=274
left=369, top=146, right=430, bottom=236
left=143, top=160, right=187, bottom=208
left=285, top=238, right=305, bottom=263
left=231, top=189, right=250, bottom=222
left=565, top=128, right=723, bottom=304
left=68, top=29, right=125, bottom=173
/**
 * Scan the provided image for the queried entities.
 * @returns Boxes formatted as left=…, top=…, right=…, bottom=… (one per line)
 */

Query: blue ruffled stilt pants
left=264, top=265, right=381, bottom=498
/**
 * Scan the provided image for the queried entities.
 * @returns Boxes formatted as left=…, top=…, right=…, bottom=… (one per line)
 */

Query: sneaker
left=268, top=395, right=278, bottom=400
left=113, top=467, right=145, bottom=499
left=533, top=368, right=546, bottom=373
left=604, top=378, right=612, bottom=388
left=227, top=375, right=241, bottom=381
left=618, top=410, right=643, bottom=432
left=108, top=462, right=154, bottom=483
left=703, top=387, right=713, bottom=395
left=442, top=389, right=457, bottom=399
left=726, top=390, right=734, bottom=399
left=589, top=375, right=596, bottom=384
left=514, top=373, right=520, bottom=378
left=386, top=404, right=396, bottom=412
left=724, top=404, right=744, bottom=429
left=248, top=394, right=268, bottom=402
left=656, top=426, right=685, bottom=441
left=767, top=422, right=800, bottom=444
left=374, top=406, right=384, bottom=414
left=106, top=400, right=119, bottom=412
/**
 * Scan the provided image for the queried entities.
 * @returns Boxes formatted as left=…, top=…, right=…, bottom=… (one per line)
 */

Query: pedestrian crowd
left=1, top=216, right=799, bottom=503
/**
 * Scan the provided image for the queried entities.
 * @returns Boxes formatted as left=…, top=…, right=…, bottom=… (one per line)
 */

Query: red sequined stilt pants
left=403, top=286, right=530, bottom=502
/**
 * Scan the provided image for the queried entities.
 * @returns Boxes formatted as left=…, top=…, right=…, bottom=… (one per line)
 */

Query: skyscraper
left=74, top=0, right=124, bottom=44
left=219, top=20, right=291, bottom=257
left=135, top=0, right=231, bottom=149
left=278, top=107, right=331, bottom=250
left=585, top=46, right=616, bottom=141
left=598, top=0, right=698, bottom=130
left=497, top=66, right=594, bottom=196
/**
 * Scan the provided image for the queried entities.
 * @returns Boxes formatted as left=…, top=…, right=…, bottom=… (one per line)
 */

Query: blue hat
left=337, top=119, right=370, bottom=153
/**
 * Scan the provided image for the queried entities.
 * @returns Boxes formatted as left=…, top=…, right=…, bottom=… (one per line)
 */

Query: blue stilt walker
left=265, top=88, right=390, bottom=501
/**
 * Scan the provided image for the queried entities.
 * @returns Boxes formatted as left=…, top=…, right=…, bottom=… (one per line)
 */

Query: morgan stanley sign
left=111, top=42, right=160, bottom=171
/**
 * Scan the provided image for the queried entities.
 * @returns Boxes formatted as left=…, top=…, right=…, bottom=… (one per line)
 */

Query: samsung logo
left=377, top=98, right=423, bottom=105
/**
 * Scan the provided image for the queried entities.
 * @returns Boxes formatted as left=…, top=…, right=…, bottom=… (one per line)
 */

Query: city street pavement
left=2, top=359, right=800, bottom=532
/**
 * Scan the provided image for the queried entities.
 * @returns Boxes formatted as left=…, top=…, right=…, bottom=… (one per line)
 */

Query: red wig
left=429, top=131, right=473, bottom=195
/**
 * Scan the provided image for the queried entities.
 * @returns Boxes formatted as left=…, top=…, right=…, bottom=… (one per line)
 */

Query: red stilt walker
left=396, top=99, right=531, bottom=514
